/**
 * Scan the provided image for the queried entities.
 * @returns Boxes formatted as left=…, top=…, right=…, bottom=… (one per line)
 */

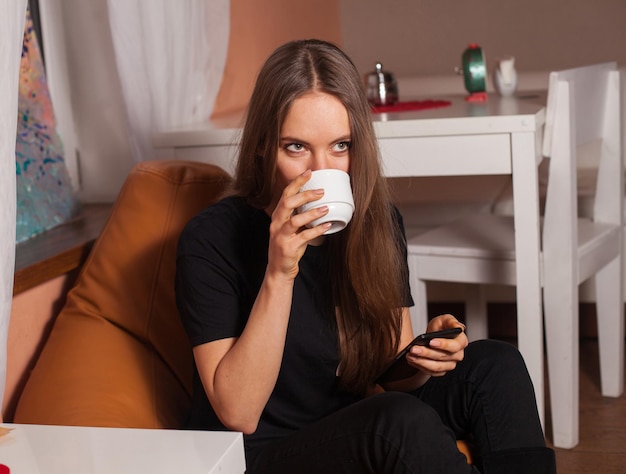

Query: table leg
left=510, top=130, right=545, bottom=430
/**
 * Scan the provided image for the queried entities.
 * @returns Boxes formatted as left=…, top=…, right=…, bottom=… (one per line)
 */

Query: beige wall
left=339, top=0, right=626, bottom=79
left=214, top=0, right=626, bottom=114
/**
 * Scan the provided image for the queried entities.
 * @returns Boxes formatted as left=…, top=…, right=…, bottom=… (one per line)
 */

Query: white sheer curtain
left=107, top=0, right=230, bottom=162
left=0, top=0, right=27, bottom=418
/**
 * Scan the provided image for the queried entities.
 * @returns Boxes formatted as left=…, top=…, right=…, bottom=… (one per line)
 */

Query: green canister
left=460, top=43, right=487, bottom=101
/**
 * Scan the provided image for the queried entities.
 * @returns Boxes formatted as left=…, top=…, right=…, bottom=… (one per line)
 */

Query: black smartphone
left=374, top=327, right=464, bottom=385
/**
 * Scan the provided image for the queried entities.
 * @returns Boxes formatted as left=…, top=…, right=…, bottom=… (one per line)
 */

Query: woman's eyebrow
left=279, top=136, right=309, bottom=145
left=334, top=135, right=352, bottom=142
left=279, top=134, right=351, bottom=145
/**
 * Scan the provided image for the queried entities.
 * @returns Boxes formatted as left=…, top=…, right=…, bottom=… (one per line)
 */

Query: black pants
left=247, top=340, right=556, bottom=473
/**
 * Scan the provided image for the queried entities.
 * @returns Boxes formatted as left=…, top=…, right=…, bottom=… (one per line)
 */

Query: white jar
left=493, top=57, right=518, bottom=97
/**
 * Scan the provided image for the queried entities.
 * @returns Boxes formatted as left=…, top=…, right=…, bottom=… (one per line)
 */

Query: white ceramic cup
left=298, top=169, right=354, bottom=235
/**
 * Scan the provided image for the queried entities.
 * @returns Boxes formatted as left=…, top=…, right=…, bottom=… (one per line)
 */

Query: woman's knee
left=467, top=339, right=526, bottom=370
left=464, top=339, right=534, bottom=389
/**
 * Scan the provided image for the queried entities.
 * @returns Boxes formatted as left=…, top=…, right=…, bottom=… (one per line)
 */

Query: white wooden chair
left=405, top=62, right=624, bottom=449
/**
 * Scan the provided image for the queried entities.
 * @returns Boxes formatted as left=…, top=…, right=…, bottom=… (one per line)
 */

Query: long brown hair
left=233, top=39, right=405, bottom=394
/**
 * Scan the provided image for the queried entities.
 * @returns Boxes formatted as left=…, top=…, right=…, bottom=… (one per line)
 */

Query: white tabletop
left=0, top=423, right=245, bottom=474
left=153, top=93, right=546, bottom=149
left=371, top=93, right=545, bottom=136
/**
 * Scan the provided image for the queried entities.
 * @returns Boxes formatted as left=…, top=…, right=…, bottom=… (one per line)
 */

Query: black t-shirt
left=175, top=196, right=412, bottom=460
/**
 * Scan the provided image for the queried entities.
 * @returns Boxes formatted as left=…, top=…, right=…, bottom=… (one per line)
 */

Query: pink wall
left=3, top=274, right=76, bottom=421
left=212, top=0, right=342, bottom=117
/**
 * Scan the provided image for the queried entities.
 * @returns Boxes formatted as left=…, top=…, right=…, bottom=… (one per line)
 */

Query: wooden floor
left=545, top=338, right=626, bottom=473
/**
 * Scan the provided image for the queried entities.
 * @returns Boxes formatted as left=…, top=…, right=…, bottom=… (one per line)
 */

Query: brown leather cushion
left=14, top=160, right=231, bottom=428
left=457, top=440, right=473, bottom=464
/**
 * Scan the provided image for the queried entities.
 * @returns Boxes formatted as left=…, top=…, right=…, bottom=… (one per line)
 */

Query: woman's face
left=274, top=91, right=351, bottom=195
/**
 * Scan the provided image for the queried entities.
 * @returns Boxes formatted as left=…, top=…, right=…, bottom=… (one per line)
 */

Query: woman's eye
left=285, top=143, right=304, bottom=153
left=334, top=141, right=351, bottom=152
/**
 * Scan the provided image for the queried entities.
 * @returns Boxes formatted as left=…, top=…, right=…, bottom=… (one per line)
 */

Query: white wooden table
left=0, top=423, right=246, bottom=473
left=154, top=93, right=547, bottom=425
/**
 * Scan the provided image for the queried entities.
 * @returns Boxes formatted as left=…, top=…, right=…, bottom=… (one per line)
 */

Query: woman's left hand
left=405, top=314, right=468, bottom=377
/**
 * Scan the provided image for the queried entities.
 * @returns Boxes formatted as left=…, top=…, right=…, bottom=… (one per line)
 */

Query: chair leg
left=409, top=278, right=429, bottom=335
left=407, top=254, right=429, bottom=334
left=463, top=284, right=488, bottom=341
left=594, top=254, right=625, bottom=397
left=543, top=262, right=579, bottom=449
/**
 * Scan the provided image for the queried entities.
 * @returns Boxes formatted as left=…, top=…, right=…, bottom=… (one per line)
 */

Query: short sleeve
left=175, top=198, right=269, bottom=347
left=392, top=206, right=415, bottom=308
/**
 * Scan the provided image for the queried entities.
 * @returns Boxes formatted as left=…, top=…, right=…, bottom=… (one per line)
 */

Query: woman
left=176, top=39, right=555, bottom=473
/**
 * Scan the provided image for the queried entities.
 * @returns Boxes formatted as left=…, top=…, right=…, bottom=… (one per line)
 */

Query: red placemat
left=371, top=99, right=451, bottom=114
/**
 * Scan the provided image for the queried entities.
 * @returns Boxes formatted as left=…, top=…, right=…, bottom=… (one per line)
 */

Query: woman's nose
left=310, top=153, right=330, bottom=171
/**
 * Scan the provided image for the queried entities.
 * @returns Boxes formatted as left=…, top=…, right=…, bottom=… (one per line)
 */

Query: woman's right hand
left=266, top=169, right=332, bottom=280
